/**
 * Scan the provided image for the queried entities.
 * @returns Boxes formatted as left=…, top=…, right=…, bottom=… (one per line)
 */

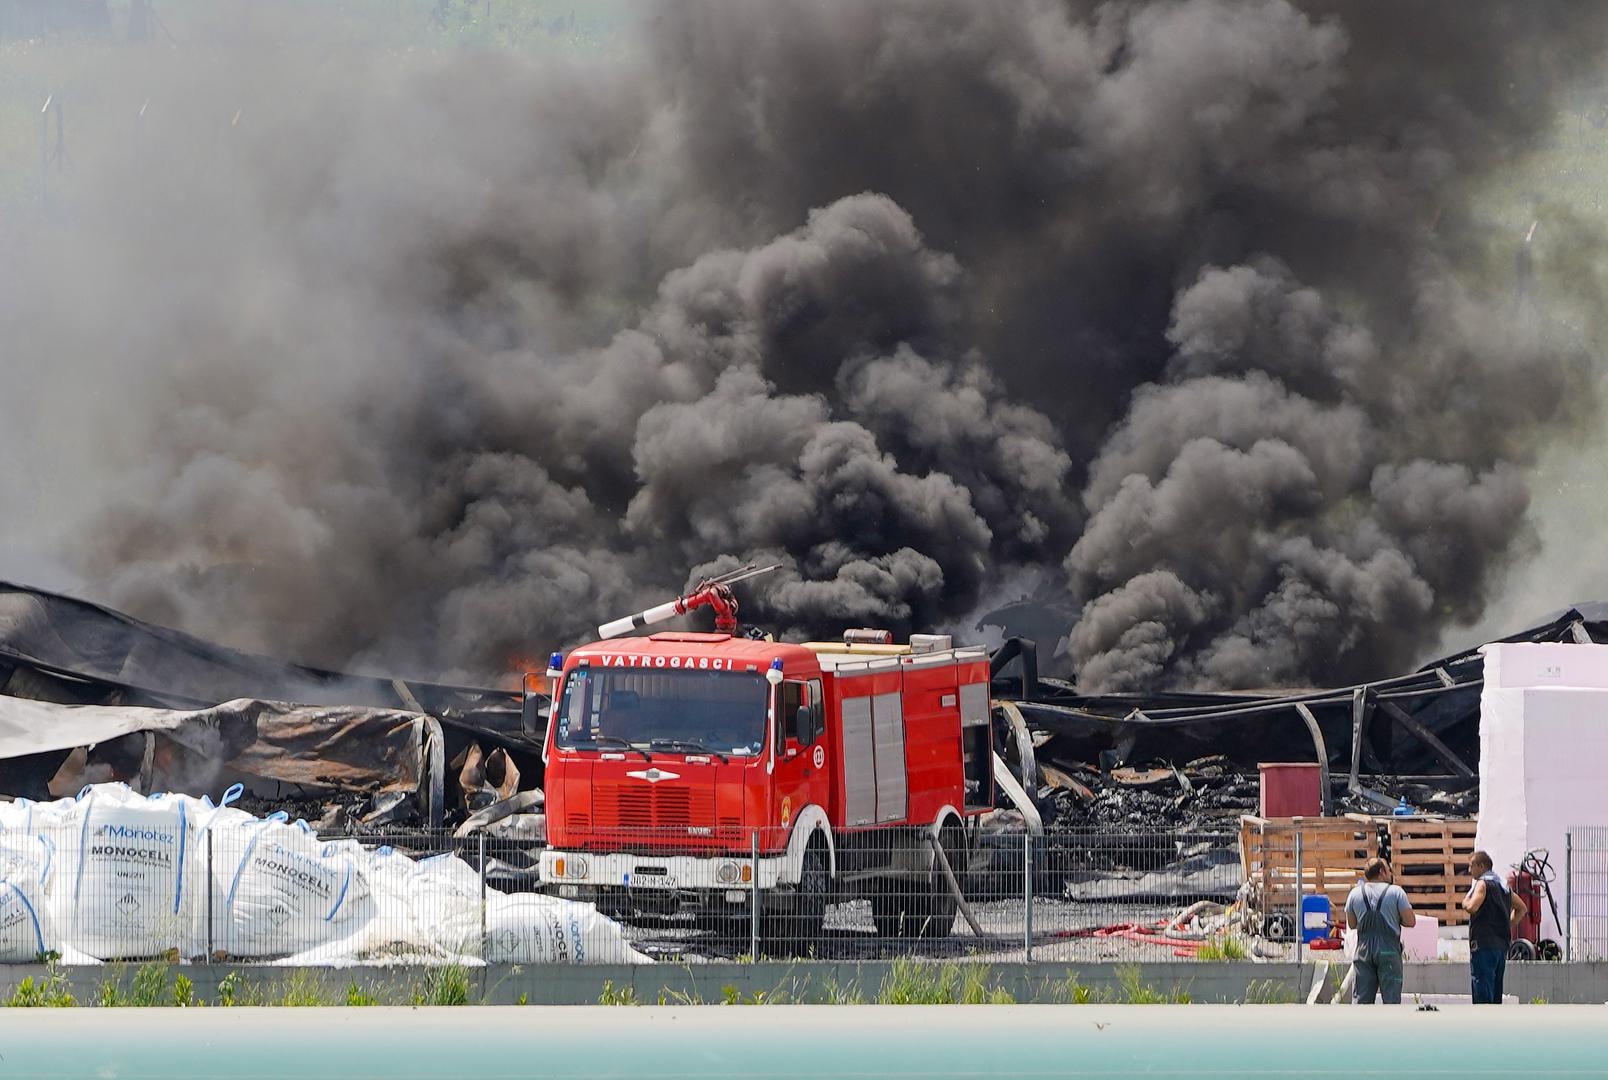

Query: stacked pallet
left=1240, top=815, right=1480, bottom=926
left=1239, top=816, right=1379, bottom=917
left=1370, top=815, right=1479, bottom=927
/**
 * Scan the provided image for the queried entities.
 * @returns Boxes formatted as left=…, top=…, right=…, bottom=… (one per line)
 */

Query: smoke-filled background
left=2, top=0, right=1607, bottom=689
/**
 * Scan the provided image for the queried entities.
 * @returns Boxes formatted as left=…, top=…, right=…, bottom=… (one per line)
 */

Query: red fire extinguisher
left=1507, top=867, right=1543, bottom=944
left=1506, top=850, right=1562, bottom=961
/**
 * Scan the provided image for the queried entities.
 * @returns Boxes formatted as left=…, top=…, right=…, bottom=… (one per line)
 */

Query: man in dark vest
left=1462, top=851, right=1528, bottom=1005
left=1344, top=857, right=1416, bottom=1004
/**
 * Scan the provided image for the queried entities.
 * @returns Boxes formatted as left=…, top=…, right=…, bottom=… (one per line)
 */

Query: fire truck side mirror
left=798, top=704, right=823, bottom=745
left=521, top=689, right=541, bottom=737
left=521, top=672, right=544, bottom=738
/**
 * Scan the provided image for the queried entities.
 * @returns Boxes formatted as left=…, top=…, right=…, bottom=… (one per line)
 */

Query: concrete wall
left=4, top=960, right=1608, bottom=1005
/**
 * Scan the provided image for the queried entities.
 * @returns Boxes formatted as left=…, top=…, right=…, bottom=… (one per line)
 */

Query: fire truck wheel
left=871, top=888, right=910, bottom=939
left=758, top=841, right=828, bottom=957
left=792, top=840, right=830, bottom=948
left=918, top=823, right=967, bottom=940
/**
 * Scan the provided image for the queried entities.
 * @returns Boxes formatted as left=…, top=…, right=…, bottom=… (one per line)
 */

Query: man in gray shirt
left=1344, top=857, right=1417, bottom=1004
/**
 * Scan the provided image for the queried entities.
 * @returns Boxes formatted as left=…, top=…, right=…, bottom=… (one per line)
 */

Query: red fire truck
left=531, top=566, right=1000, bottom=945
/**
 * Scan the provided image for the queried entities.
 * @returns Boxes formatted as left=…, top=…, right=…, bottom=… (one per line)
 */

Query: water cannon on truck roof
left=596, top=563, right=778, bottom=639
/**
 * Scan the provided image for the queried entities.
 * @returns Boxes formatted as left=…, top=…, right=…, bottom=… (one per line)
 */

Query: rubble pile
left=1036, top=756, right=1258, bottom=830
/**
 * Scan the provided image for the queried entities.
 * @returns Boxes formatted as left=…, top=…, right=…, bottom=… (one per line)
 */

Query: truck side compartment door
left=773, top=678, right=827, bottom=838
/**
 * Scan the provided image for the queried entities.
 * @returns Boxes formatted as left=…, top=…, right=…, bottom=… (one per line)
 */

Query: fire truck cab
left=535, top=617, right=995, bottom=945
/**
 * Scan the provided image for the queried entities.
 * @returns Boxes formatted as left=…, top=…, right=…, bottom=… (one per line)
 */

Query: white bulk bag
left=59, top=787, right=193, bottom=960
left=0, top=798, right=33, bottom=835
left=483, top=892, right=651, bottom=965
left=0, top=834, right=55, bottom=961
left=402, top=852, right=484, bottom=956
left=204, top=815, right=371, bottom=958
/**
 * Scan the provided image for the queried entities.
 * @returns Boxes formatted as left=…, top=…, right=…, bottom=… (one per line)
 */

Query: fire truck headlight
left=567, top=857, right=589, bottom=879
left=716, top=861, right=740, bottom=885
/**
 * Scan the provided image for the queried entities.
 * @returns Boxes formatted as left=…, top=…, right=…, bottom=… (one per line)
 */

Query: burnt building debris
left=989, top=604, right=1608, bottom=830
left=0, top=581, right=545, bottom=833
left=4, top=574, right=1608, bottom=869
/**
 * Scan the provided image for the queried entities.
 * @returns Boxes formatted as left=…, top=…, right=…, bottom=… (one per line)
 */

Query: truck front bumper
left=538, top=848, right=791, bottom=894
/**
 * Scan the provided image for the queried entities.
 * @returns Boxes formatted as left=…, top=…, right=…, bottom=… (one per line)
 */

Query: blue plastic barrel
left=1301, top=893, right=1332, bottom=944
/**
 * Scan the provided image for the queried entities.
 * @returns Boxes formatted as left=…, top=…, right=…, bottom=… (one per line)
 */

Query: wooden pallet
left=1384, top=817, right=1479, bottom=926
left=1239, top=815, right=1380, bottom=914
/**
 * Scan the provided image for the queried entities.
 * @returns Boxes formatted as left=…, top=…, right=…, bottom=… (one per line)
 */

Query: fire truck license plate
left=629, top=871, right=675, bottom=889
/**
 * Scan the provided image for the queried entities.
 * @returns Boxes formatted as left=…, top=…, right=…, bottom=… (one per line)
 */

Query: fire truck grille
left=595, top=783, right=715, bottom=832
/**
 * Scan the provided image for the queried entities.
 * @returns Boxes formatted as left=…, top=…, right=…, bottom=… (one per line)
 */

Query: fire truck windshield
left=553, top=667, right=769, bottom=757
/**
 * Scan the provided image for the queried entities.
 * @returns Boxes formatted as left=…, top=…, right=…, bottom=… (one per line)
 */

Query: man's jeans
left=1352, top=951, right=1403, bottom=1004
left=1471, top=947, right=1507, bottom=1004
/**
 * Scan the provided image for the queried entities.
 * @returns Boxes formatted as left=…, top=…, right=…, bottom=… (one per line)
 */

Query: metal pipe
left=479, top=833, right=489, bottom=960
left=925, top=834, right=985, bottom=938
left=989, top=752, right=1042, bottom=835
left=996, top=701, right=1038, bottom=796
left=1566, top=831, right=1573, bottom=963
left=1294, top=833, right=1304, bottom=967
left=749, top=830, right=760, bottom=960
left=205, top=830, right=214, bottom=959
left=1293, top=704, right=1332, bottom=816
left=1023, top=832, right=1033, bottom=962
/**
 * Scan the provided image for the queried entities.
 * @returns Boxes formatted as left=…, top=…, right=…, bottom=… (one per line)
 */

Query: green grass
left=873, top=959, right=1016, bottom=1005
left=411, top=964, right=473, bottom=1006
left=1241, top=978, right=1300, bottom=1005
left=597, top=979, right=639, bottom=1006
left=817, top=974, right=868, bottom=1005
left=270, top=969, right=342, bottom=1007
left=6, top=963, right=77, bottom=1007
left=1054, top=967, right=1193, bottom=1005
left=1195, top=934, right=1249, bottom=961
left=1112, top=965, right=1192, bottom=1005
left=129, top=962, right=170, bottom=1007
left=170, top=973, right=200, bottom=1007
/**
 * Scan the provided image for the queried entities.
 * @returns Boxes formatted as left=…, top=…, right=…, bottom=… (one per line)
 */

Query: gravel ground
left=620, top=896, right=1271, bottom=964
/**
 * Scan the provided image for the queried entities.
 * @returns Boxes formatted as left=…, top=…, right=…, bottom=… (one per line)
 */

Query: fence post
left=478, top=833, right=488, bottom=961
left=1023, top=832, right=1033, bottom=962
left=1566, top=830, right=1573, bottom=963
left=750, top=830, right=761, bottom=960
left=1294, top=832, right=1303, bottom=967
left=205, top=829, right=214, bottom=959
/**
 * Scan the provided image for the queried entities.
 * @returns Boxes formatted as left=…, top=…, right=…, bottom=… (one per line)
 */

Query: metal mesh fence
left=518, top=823, right=1278, bottom=964
left=0, top=817, right=1326, bottom=965
left=1566, top=827, right=1608, bottom=961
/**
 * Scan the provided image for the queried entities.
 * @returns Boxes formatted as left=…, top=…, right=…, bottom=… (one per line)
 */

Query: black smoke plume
left=0, top=1, right=1601, bottom=688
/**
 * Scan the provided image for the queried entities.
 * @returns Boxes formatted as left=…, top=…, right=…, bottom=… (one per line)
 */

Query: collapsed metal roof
left=0, top=579, right=530, bottom=739
left=0, top=581, right=541, bottom=832
left=991, top=605, right=1608, bottom=816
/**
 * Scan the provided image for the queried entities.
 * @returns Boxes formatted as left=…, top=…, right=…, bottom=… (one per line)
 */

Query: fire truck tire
left=763, top=840, right=828, bottom=956
left=869, top=825, right=967, bottom=940
left=792, top=840, right=830, bottom=945
left=870, top=887, right=912, bottom=939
